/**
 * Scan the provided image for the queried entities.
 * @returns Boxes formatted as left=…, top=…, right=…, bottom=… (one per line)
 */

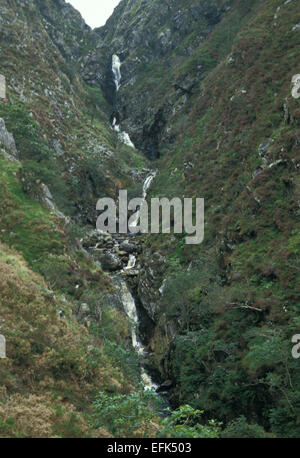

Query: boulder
left=82, top=230, right=112, bottom=249
left=120, top=240, right=141, bottom=254
left=100, top=252, right=121, bottom=271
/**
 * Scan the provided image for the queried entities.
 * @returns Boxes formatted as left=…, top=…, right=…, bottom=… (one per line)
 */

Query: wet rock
left=120, top=240, right=141, bottom=254
left=122, top=269, right=140, bottom=277
left=100, top=252, right=122, bottom=271
left=138, top=250, right=166, bottom=320
left=157, top=380, right=173, bottom=392
left=82, top=230, right=113, bottom=249
left=259, top=139, right=270, bottom=157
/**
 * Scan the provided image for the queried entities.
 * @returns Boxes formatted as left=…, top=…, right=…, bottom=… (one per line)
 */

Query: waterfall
left=118, top=278, right=143, bottom=353
left=111, top=117, right=120, bottom=132
left=114, top=276, right=158, bottom=391
left=118, top=131, right=135, bottom=149
left=112, top=54, right=121, bottom=92
left=129, top=172, right=156, bottom=231
left=111, top=54, right=135, bottom=149
left=143, top=173, right=156, bottom=197
left=124, top=254, right=136, bottom=270
left=110, top=173, right=159, bottom=391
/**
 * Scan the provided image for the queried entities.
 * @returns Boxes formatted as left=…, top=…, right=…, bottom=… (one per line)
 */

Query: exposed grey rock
left=0, top=334, right=6, bottom=359
left=138, top=250, right=166, bottom=320
left=52, top=138, right=64, bottom=157
left=79, top=303, right=90, bottom=316
left=100, top=252, right=122, bottom=271
left=0, top=117, right=17, bottom=157
left=0, top=74, right=5, bottom=99
left=120, top=240, right=141, bottom=254
left=259, top=140, right=270, bottom=157
left=122, top=269, right=139, bottom=277
left=40, top=183, right=70, bottom=224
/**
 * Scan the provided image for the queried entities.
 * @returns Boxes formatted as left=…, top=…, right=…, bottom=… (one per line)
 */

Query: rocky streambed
left=79, top=167, right=171, bottom=393
left=81, top=227, right=160, bottom=390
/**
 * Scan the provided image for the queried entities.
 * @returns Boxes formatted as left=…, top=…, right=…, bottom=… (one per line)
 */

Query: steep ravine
left=86, top=54, right=161, bottom=391
left=82, top=172, right=164, bottom=392
left=107, top=50, right=175, bottom=398
left=1, top=0, right=298, bottom=437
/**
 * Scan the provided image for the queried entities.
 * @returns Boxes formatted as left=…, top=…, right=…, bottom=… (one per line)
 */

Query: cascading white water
left=111, top=117, right=120, bottom=132
left=115, top=277, right=158, bottom=391
left=118, top=279, right=143, bottom=353
left=111, top=173, right=159, bottom=391
left=124, top=254, right=136, bottom=270
left=118, top=131, right=135, bottom=149
left=111, top=55, right=135, bottom=149
left=112, top=54, right=121, bottom=92
left=129, top=172, right=156, bottom=231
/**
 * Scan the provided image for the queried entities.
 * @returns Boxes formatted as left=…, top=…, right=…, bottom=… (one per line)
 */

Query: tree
left=159, top=405, right=221, bottom=438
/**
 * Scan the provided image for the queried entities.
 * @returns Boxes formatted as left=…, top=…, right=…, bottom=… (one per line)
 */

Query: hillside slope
left=0, top=0, right=150, bottom=438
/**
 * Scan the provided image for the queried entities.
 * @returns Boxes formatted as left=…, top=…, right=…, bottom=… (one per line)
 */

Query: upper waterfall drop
left=111, top=54, right=135, bottom=149
left=112, top=54, right=121, bottom=92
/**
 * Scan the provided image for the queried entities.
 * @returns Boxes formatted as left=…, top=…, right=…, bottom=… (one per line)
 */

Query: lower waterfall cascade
left=113, top=172, right=159, bottom=391
left=85, top=172, right=160, bottom=391
left=113, top=275, right=158, bottom=391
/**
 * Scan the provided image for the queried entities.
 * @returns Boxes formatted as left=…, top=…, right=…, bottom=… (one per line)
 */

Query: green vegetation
left=94, top=390, right=160, bottom=437
left=0, top=0, right=299, bottom=439
left=0, top=154, right=64, bottom=265
left=94, top=393, right=221, bottom=438
left=131, top=0, right=300, bottom=438
left=0, top=0, right=149, bottom=438
left=160, top=405, right=221, bottom=438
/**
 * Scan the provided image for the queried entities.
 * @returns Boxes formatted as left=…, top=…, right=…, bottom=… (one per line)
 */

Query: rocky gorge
left=0, top=0, right=299, bottom=438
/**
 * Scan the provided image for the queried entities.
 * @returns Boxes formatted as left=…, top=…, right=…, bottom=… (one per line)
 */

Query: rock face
left=138, top=250, right=166, bottom=321
left=39, top=183, right=70, bottom=224
left=35, top=0, right=96, bottom=61
left=0, top=118, right=17, bottom=157
left=82, top=0, right=229, bottom=158
left=0, top=0, right=149, bottom=226
left=0, top=75, right=6, bottom=99
left=0, top=334, right=6, bottom=359
left=99, top=252, right=122, bottom=271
